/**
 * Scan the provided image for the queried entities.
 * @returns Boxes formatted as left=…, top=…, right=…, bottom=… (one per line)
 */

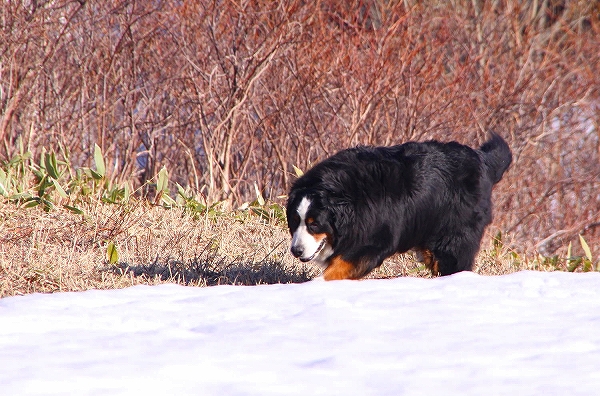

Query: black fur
left=286, top=132, right=512, bottom=278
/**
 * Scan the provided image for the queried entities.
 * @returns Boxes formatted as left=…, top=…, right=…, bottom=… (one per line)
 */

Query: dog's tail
left=479, top=132, right=512, bottom=184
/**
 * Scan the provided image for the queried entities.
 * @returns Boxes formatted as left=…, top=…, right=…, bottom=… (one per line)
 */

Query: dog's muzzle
left=291, top=238, right=326, bottom=262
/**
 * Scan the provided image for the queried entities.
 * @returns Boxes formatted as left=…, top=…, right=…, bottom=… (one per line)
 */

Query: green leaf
left=157, top=166, right=169, bottom=192
left=51, top=178, right=69, bottom=199
left=40, top=198, right=54, bottom=211
left=64, top=205, right=84, bottom=215
left=250, top=207, right=271, bottom=221
left=44, top=152, right=60, bottom=179
left=579, top=235, right=593, bottom=262
left=567, top=259, right=580, bottom=272
left=292, top=165, right=304, bottom=177
left=492, top=231, right=503, bottom=250
left=31, top=168, right=44, bottom=180
left=106, top=242, right=119, bottom=265
left=123, top=182, right=131, bottom=202
left=94, top=144, right=106, bottom=177
left=9, top=192, right=32, bottom=201
left=22, top=199, right=40, bottom=209
left=88, top=168, right=104, bottom=180
left=0, top=169, right=9, bottom=196
left=254, top=182, right=265, bottom=206
left=161, top=193, right=177, bottom=206
left=39, top=147, right=47, bottom=170
left=176, top=182, right=187, bottom=197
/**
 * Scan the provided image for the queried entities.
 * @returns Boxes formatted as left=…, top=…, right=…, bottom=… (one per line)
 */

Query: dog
left=286, top=133, right=512, bottom=280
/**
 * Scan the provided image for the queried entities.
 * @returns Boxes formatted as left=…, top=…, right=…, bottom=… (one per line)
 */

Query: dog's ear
left=322, top=191, right=354, bottom=236
left=285, top=188, right=302, bottom=225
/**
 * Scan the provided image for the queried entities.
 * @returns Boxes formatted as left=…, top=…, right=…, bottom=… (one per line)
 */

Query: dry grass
left=0, top=201, right=580, bottom=298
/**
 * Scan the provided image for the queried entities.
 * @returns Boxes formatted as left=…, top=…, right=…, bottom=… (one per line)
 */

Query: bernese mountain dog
left=286, top=133, right=512, bottom=280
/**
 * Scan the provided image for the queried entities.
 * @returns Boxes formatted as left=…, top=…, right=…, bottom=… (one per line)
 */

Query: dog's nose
left=291, top=246, right=303, bottom=258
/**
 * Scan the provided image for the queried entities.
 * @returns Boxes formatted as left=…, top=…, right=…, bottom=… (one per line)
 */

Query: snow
left=1, top=271, right=600, bottom=395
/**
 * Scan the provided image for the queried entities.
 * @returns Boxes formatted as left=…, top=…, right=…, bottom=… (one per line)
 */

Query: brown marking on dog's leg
left=415, top=248, right=440, bottom=276
left=323, top=256, right=357, bottom=281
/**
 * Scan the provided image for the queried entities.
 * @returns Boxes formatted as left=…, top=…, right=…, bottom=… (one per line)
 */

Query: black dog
left=286, top=133, right=512, bottom=280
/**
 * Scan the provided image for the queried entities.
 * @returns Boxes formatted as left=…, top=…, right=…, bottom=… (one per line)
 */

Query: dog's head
left=286, top=192, right=334, bottom=267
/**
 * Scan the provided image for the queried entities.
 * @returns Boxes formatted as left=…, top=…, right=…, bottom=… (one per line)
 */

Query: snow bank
left=1, top=271, right=599, bottom=395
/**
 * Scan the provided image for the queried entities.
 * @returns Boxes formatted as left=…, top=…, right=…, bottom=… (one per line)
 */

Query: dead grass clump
left=0, top=201, right=307, bottom=297
left=1, top=201, right=595, bottom=298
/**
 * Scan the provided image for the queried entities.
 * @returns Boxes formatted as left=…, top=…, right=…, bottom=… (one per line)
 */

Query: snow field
left=1, top=270, right=599, bottom=395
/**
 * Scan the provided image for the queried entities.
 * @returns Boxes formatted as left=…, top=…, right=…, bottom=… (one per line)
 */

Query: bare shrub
left=1, top=0, right=598, bottom=256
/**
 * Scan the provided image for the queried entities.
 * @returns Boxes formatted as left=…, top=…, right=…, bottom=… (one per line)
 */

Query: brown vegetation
left=0, top=202, right=576, bottom=297
left=1, top=1, right=599, bottom=259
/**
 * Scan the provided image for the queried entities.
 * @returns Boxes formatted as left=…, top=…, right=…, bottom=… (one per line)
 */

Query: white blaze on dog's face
left=289, top=197, right=332, bottom=267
